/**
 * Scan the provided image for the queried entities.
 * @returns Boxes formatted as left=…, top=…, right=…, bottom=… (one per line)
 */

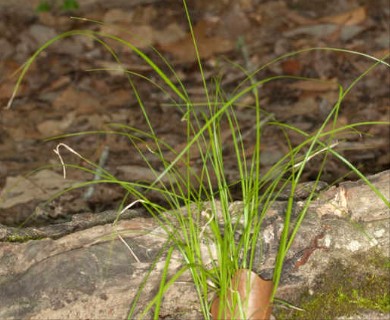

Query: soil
left=0, top=0, right=389, bottom=225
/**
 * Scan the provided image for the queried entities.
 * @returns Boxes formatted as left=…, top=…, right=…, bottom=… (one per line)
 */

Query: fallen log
left=0, top=170, right=388, bottom=319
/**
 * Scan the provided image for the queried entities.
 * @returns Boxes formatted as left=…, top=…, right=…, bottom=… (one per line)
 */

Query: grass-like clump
left=6, top=2, right=390, bottom=319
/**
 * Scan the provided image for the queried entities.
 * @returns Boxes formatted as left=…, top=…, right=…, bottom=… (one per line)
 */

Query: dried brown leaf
left=0, top=170, right=78, bottom=209
left=37, top=112, right=75, bottom=136
left=281, top=59, right=302, bottom=75
left=288, top=79, right=338, bottom=92
left=159, top=19, right=233, bottom=63
left=320, top=7, right=366, bottom=26
left=211, top=269, right=273, bottom=320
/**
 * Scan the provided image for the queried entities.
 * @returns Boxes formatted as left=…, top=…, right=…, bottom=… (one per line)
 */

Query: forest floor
left=0, top=0, right=389, bottom=225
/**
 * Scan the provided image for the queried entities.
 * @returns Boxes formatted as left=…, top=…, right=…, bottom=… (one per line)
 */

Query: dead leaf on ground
left=0, top=170, right=78, bottom=209
left=103, top=89, right=131, bottom=107
left=339, top=25, right=366, bottom=41
left=216, top=6, right=251, bottom=40
left=283, top=24, right=339, bottom=38
left=319, top=6, right=366, bottom=26
left=285, top=10, right=316, bottom=25
left=41, top=75, right=71, bottom=93
left=281, top=59, right=302, bottom=75
left=53, top=87, right=102, bottom=114
left=286, top=6, right=366, bottom=27
left=287, top=78, right=339, bottom=92
left=271, top=96, right=318, bottom=120
left=100, top=24, right=155, bottom=50
left=156, top=23, right=187, bottom=45
left=37, top=112, right=76, bottom=136
left=159, top=19, right=234, bottom=63
left=103, top=8, right=134, bottom=23
left=117, top=165, right=162, bottom=183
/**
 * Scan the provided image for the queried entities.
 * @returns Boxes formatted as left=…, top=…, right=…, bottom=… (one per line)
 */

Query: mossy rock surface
left=275, top=251, right=390, bottom=320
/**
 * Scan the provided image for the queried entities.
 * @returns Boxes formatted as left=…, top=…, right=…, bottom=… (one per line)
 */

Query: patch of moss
left=276, top=251, right=390, bottom=320
left=7, top=233, right=44, bottom=243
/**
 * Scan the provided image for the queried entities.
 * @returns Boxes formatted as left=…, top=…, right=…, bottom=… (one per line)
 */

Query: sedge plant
left=6, top=2, right=390, bottom=319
